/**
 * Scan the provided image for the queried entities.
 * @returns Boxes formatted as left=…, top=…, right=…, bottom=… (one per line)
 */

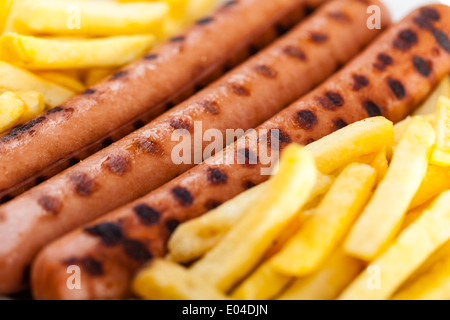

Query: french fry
left=278, top=248, right=365, bottom=300
left=392, top=254, right=450, bottom=300
left=430, top=96, right=450, bottom=166
left=305, top=117, right=394, bottom=174
left=0, top=33, right=156, bottom=69
left=370, top=148, right=389, bottom=183
left=0, top=60, right=74, bottom=106
left=189, top=144, right=316, bottom=292
left=13, top=0, right=169, bottom=37
left=272, top=163, right=376, bottom=277
left=133, top=259, right=228, bottom=300
left=232, top=163, right=375, bottom=300
left=0, top=0, right=14, bottom=35
left=413, top=75, right=450, bottom=116
left=169, top=173, right=332, bottom=264
left=231, top=260, right=291, bottom=300
left=15, top=91, right=45, bottom=122
left=35, top=71, right=85, bottom=93
left=344, top=117, right=435, bottom=261
left=409, top=165, right=450, bottom=210
left=84, top=68, right=116, bottom=87
left=0, top=91, right=27, bottom=132
left=339, top=191, right=450, bottom=300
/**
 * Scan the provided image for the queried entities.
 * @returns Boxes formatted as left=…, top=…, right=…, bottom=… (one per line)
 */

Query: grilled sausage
left=0, top=0, right=388, bottom=295
left=42, top=0, right=450, bottom=300
left=0, top=0, right=324, bottom=201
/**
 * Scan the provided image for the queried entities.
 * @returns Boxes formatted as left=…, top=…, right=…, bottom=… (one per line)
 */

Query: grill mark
left=122, top=239, right=152, bottom=262
left=170, top=119, right=192, bottom=132
left=166, top=219, right=180, bottom=233
left=363, top=100, right=383, bottom=117
left=38, top=195, right=61, bottom=215
left=0, top=115, right=46, bottom=142
left=229, top=83, right=250, bottom=96
left=201, top=100, right=220, bottom=115
left=84, top=223, right=124, bottom=246
left=82, top=88, right=96, bottom=95
left=334, top=118, right=348, bottom=130
left=101, top=138, right=114, bottom=149
left=254, top=65, right=277, bottom=78
left=374, top=53, right=394, bottom=71
left=204, top=200, right=222, bottom=211
left=171, top=186, right=194, bottom=206
left=242, top=180, right=256, bottom=190
left=197, top=17, right=214, bottom=25
left=207, top=167, right=228, bottom=185
left=65, top=257, right=104, bottom=276
left=295, top=110, right=318, bottom=130
left=102, top=154, right=130, bottom=176
left=393, top=29, right=418, bottom=51
left=69, top=172, right=96, bottom=196
left=432, top=29, right=450, bottom=54
left=109, top=70, right=128, bottom=80
left=236, top=148, right=258, bottom=167
left=413, top=56, right=433, bottom=77
left=352, top=74, right=370, bottom=91
left=170, top=36, right=186, bottom=43
left=143, top=53, right=158, bottom=60
left=134, top=139, right=163, bottom=155
left=134, top=203, right=160, bottom=226
left=266, top=128, right=291, bottom=149
left=387, top=78, right=406, bottom=100
left=309, top=32, right=328, bottom=43
left=317, top=91, right=345, bottom=110
left=283, top=46, right=307, bottom=61
left=328, top=11, right=351, bottom=22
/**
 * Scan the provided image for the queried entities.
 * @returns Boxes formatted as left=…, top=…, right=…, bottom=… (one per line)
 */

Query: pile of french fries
left=133, top=76, right=450, bottom=300
left=0, top=0, right=217, bottom=133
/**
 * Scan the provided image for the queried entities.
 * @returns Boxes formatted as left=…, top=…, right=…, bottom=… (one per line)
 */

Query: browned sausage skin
left=0, top=2, right=313, bottom=203
left=32, top=4, right=450, bottom=300
left=0, top=0, right=325, bottom=201
left=0, top=0, right=388, bottom=295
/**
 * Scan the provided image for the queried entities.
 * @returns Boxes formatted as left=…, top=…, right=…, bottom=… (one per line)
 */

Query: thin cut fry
left=305, top=117, right=394, bottom=174
left=344, top=117, right=435, bottom=261
left=0, top=60, right=74, bottom=106
left=339, top=191, right=450, bottom=300
left=14, top=0, right=169, bottom=36
left=0, top=33, right=156, bottom=69
left=278, top=248, right=365, bottom=300
left=189, top=144, right=316, bottom=292
left=169, top=173, right=332, bottom=264
left=0, top=91, right=27, bottom=132
left=133, top=259, right=228, bottom=300
left=430, top=96, right=450, bottom=166
left=413, top=76, right=450, bottom=116
left=272, top=163, right=376, bottom=276
left=409, top=165, right=450, bottom=210
left=35, top=71, right=85, bottom=93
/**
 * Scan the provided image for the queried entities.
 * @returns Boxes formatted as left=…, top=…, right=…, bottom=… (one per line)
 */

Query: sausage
left=0, top=0, right=324, bottom=201
left=0, top=0, right=387, bottom=295
left=0, top=2, right=313, bottom=203
left=31, top=4, right=450, bottom=300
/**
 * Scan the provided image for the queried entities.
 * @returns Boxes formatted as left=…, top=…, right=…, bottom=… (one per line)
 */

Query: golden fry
left=0, top=33, right=155, bottom=69
left=272, top=163, right=376, bottom=276
left=430, top=96, right=450, bottom=166
left=0, top=60, right=74, bottom=106
left=190, top=145, right=316, bottom=292
left=340, top=191, right=450, bottom=300
left=305, top=117, right=394, bottom=174
left=344, top=117, right=435, bottom=261
left=14, top=0, right=169, bottom=36
left=0, top=91, right=26, bottom=132
left=133, top=259, right=228, bottom=300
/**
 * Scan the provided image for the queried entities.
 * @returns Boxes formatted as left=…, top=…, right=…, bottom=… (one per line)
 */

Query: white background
left=385, top=0, right=449, bottom=21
